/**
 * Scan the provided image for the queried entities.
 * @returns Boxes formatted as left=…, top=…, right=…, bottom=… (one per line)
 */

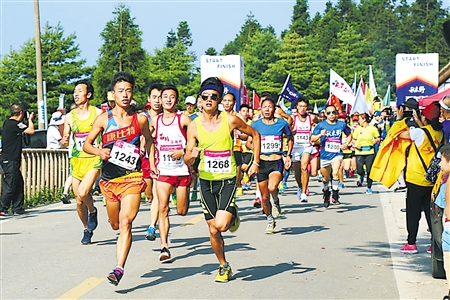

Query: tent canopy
left=419, top=87, right=450, bottom=107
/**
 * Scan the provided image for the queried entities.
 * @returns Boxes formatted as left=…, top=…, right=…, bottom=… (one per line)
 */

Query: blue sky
left=0, top=0, right=336, bottom=66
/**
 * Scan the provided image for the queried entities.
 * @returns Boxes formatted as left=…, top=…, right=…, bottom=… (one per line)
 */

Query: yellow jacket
left=370, top=120, right=411, bottom=188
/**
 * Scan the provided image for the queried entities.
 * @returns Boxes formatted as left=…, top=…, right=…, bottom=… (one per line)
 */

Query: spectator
left=47, top=111, right=65, bottom=149
left=398, top=102, right=443, bottom=254
left=0, top=103, right=35, bottom=216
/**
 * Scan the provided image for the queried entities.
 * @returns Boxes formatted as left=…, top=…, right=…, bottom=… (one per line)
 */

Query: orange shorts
left=99, top=179, right=147, bottom=202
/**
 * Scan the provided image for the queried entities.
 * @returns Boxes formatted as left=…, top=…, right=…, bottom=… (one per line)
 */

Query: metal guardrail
left=0, top=149, right=70, bottom=200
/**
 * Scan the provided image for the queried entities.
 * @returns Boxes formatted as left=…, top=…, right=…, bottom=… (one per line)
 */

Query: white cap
left=185, top=96, right=196, bottom=105
left=49, top=111, right=64, bottom=126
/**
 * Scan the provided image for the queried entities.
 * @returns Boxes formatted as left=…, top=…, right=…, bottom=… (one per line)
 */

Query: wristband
left=253, top=161, right=260, bottom=167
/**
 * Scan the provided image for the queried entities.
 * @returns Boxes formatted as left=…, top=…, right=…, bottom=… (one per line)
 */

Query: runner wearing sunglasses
left=311, top=105, right=352, bottom=208
left=184, top=77, right=260, bottom=282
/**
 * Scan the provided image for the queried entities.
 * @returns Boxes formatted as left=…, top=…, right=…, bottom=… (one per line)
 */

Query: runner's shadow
left=116, top=263, right=218, bottom=293
left=280, top=225, right=328, bottom=235
left=234, top=262, right=315, bottom=281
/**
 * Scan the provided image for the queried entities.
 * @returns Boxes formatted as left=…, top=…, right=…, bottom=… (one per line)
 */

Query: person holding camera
left=0, top=103, right=35, bottom=216
left=397, top=102, right=443, bottom=254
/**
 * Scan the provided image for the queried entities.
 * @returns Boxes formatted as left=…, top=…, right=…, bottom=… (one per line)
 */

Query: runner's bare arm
left=285, top=134, right=294, bottom=170
left=184, top=121, right=200, bottom=166
left=61, top=113, right=72, bottom=147
left=83, top=113, right=110, bottom=160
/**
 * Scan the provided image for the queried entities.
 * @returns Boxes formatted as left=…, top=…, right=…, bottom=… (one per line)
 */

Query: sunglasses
left=326, top=111, right=337, bottom=115
left=201, top=94, right=219, bottom=101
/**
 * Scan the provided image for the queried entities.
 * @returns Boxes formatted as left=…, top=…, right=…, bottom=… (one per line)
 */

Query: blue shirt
left=313, top=120, right=351, bottom=160
left=252, top=118, right=291, bottom=155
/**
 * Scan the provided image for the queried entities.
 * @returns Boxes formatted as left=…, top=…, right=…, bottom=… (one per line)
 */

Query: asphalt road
left=0, top=176, right=446, bottom=299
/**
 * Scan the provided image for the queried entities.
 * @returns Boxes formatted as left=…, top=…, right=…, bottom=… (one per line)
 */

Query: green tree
left=177, top=21, right=193, bottom=47
left=147, top=41, right=197, bottom=102
left=204, top=47, right=218, bottom=55
left=0, top=22, right=90, bottom=124
left=166, top=29, right=177, bottom=48
left=289, top=0, right=310, bottom=37
left=92, top=4, right=150, bottom=106
left=221, top=12, right=262, bottom=55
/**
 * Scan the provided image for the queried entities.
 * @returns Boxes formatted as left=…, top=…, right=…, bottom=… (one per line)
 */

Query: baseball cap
left=404, top=98, right=419, bottom=109
left=185, top=96, right=196, bottom=105
left=374, top=111, right=381, bottom=117
left=49, top=111, right=64, bottom=126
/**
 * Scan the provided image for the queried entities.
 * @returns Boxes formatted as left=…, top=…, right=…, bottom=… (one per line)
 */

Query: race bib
left=109, top=140, right=140, bottom=170
left=261, top=135, right=281, bottom=152
left=74, top=132, right=88, bottom=152
left=294, top=130, right=310, bottom=145
left=324, top=137, right=341, bottom=153
left=204, top=150, right=231, bottom=173
left=159, top=144, right=183, bottom=168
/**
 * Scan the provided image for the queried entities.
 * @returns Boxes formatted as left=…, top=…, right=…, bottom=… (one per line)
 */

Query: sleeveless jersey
left=154, top=113, right=189, bottom=176
left=70, top=106, right=101, bottom=158
left=293, top=114, right=312, bottom=147
left=195, top=111, right=236, bottom=180
left=101, top=110, right=142, bottom=181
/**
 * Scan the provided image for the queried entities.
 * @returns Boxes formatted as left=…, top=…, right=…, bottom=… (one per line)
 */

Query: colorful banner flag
left=368, top=65, right=378, bottom=97
left=327, top=94, right=343, bottom=113
left=383, top=84, right=391, bottom=107
left=243, top=85, right=249, bottom=105
left=351, top=72, right=357, bottom=93
left=253, top=90, right=261, bottom=110
left=313, top=103, right=318, bottom=114
left=330, top=69, right=356, bottom=106
left=278, top=74, right=301, bottom=105
left=350, top=79, right=370, bottom=114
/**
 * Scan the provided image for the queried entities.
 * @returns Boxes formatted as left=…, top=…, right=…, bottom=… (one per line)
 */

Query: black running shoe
left=107, top=267, right=124, bottom=286
left=159, top=247, right=172, bottom=262
left=87, top=207, right=98, bottom=231
left=332, top=190, right=340, bottom=205
left=323, top=190, right=331, bottom=208
left=61, top=194, right=71, bottom=204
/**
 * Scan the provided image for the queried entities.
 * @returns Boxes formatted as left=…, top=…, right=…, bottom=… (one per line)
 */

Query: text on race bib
left=204, top=150, right=231, bottom=173
left=159, top=144, right=183, bottom=168
left=324, top=137, right=341, bottom=153
left=109, top=140, right=140, bottom=170
left=261, top=135, right=281, bottom=152
left=294, top=130, right=310, bottom=145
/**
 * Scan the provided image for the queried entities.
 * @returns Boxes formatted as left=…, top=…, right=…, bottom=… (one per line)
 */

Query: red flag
left=253, top=91, right=261, bottom=110
left=243, top=85, right=249, bottom=105
left=326, top=94, right=343, bottom=113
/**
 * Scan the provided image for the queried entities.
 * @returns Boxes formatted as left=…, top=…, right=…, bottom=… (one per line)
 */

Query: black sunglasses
left=326, top=111, right=337, bottom=115
left=201, top=94, right=219, bottom=101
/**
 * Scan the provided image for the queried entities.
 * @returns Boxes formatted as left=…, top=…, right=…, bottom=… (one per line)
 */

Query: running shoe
left=357, top=175, right=363, bottom=186
left=349, top=170, right=354, bottom=177
left=278, top=182, right=285, bottom=193
left=190, top=190, right=198, bottom=201
left=272, top=204, right=280, bottom=219
left=338, top=182, right=344, bottom=189
left=305, top=189, right=310, bottom=196
left=229, top=207, right=240, bottom=233
left=427, top=246, right=432, bottom=254
left=61, top=194, right=71, bottom=204
left=356, top=180, right=362, bottom=187
left=366, top=188, right=373, bottom=195
left=13, top=209, right=29, bottom=216
left=265, top=221, right=276, bottom=234
left=394, top=186, right=407, bottom=192
left=323, top=189, right=331, bottom=208
left=300, top=193, right=308, bottom=203
left=215, top=264, right=232, bottom=283
left=0, top=211, right=12, bottom=217
left=146, top=226, right=157, bottom=241
left=81, top=229, right=93, bottom=245
left=236, top=187, right=243, bottom=196
left=297, top=187, right=302, bottom=199
left=171, top=193, right=177, bottom=205
left=159, top=247, right=172, bottom=262
left=399, top=243, right=418, bottom=254
left=282, top=182, right=288, bottom=190
left=332, top=190, right=340, bottom=205
left=253, top=197, right=262, bottom=208
left=102, top=197, right=106, bottom=207
left=87, top=207, right=98, bottom=231
left=107, top=267, right=124, bottom=286
left=318, top=175, right=322, bottom=182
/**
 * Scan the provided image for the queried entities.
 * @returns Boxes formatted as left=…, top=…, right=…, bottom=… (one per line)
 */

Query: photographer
left=0, top=103, right=35, bottom=216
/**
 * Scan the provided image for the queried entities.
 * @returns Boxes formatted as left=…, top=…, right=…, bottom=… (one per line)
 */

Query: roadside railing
left=0, top=149, right=70, bottom=200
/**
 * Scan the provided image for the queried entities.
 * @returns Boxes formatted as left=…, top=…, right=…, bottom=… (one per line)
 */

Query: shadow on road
left=234, top=262, right=316, bottom=281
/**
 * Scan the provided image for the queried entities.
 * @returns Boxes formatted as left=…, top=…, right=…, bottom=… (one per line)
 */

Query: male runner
left=311, top=105, right=352, bottom=207
left=83, top=71, right=152, bottom=286
left=141, top=83, right=163, bottom=241
left=184, top=77, right=260, bottom=282
left=61, top=80, right=102, bottom=244
left=291, top=96, right=314, bottom=202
